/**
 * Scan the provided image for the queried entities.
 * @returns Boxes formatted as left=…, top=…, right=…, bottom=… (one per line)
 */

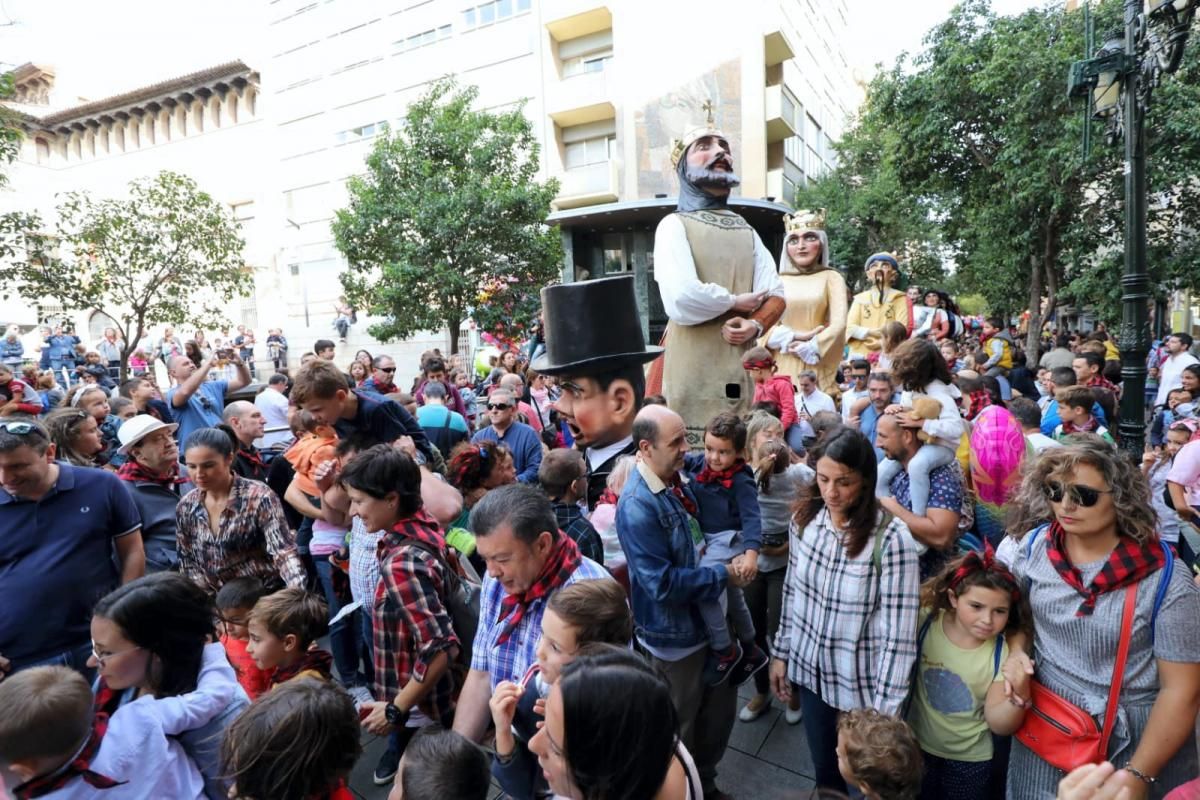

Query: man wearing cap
left=846, top=253, right=911, bottom=358
left=532, top=275, right=663, bottom=509
left=115, top=415, right=192, bottom=573
left=0, top=417, right=143, bottom=681
left=653, top=106, right=785, bottom=445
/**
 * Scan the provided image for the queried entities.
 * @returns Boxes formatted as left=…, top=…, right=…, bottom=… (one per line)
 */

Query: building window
left=462, top=0, right=530, bottom=31
left=562, top=49, right=612, bottom=77
left=395, top=24, right=451, bottom=53
left=564, top=135, right=613, bottom=170
left=335, top=120, right=389, bottom=144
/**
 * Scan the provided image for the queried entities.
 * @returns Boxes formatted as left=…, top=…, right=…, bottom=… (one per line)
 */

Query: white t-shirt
left=1157, top=351, right=1200, bottom=407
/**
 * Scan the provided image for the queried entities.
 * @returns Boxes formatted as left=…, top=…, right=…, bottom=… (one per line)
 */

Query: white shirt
left=841, top=388, right=869, bottom=421
left=653, top=213, right=784, bottom=326
left=795, top=388, right=836, bottom=419
left=1025, top=431, right=1061, bottom=453
left=586, top=435, right=633, bottom=475
left=255, top=386, right=293, bottom=449
left=1156, top=351, right=1199, bottom=407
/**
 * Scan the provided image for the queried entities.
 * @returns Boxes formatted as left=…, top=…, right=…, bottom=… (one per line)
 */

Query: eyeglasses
left=216, top=612, right=249, bottom=627
left=1045, top=481, right=1112, bottom=508
left=488, top=403, right=511, bottom=410
left=379, top=367, right=396, bottom=373
left=90, top=641, right=144, bottom=667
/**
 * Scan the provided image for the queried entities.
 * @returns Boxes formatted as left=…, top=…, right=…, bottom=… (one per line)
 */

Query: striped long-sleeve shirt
left=772, top=507, right=920, bottom=716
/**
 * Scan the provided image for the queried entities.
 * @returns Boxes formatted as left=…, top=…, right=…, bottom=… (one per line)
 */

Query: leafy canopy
left=333, top=77, right=562, bottom=354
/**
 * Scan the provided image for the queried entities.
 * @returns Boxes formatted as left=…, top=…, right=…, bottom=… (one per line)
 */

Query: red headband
left=743, top=358, right=774, bottom=370
left=948, top=542, right=1021, bottom=602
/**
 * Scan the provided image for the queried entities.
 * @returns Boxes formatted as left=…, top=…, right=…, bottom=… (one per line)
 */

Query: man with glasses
left=362, top=354, right=401, bottom=396
left=0, top=418, right=143, bottom=681
left=499, top=372, right=543, bottom=433
left=167, top=351, right=252, bottom=448
left=471, top=388, right=541, bottom=483
left=840, top=358, right=871, bottom=421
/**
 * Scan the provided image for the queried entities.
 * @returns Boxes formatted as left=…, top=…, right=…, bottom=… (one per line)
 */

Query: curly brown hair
left=919, top=551, right=1032, bottom=637
left=1006, top=438, right=1158, bottom=544
left=888, top=337, right=952, bottom=392
left=837, top=709, right=922, bottom=800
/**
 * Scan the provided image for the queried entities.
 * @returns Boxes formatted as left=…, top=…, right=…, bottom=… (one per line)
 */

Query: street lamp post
left=1068, top=0, right=1198, bottom=459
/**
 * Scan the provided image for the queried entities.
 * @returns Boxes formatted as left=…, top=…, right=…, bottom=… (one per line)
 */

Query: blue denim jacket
left=43, top=334, right=79, bottom=363
left=0, top=339, right=23, bottom=365
left=615, top=462, right=728, bottom=648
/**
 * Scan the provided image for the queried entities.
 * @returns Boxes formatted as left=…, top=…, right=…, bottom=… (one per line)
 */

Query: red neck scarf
left=13, top=713, right=125, bottom=798
left=696, top=459, right=747, bottom=489
left=271, top=648, right=334, bottom=686
left=967, top=390, right=992, bottom=420
left=1086, top=374, right=1119, bottom=393
left=668, top=473, right=698, bottom=517
left=1061, top=416, right=1100, bottom=435
left=1045, top=521, right=1166, bottom=616
left=496, top=534, right=582, bottom=645
left=117, top=459, right=187, bottom=489
left=595, top=487, right=619, bottom=507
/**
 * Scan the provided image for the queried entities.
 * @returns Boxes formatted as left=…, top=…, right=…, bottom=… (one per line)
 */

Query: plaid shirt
left=176, top=474, right=306, bottom=595
left=372, top=510, right=460, bottom=723
left=471, top=556, right=610, bottom=691
left=773, top=508, right=920, bottom=716
left=348, top=516, right=386, bottom=606
left=552, top=502, right=604, bottom=565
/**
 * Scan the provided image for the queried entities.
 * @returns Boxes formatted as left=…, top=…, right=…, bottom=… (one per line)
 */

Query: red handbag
left=1015, top=583, right=1136, bottom=772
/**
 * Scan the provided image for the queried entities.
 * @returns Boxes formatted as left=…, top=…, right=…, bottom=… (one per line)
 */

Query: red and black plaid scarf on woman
left=1045, top=520, right=1166, bottom=617
left=12, top=711, right=126, bottom=798
left=695, top=459, right=747, bottom=490
left=270, top=648, right=334, bottom=687
left=116, top=459, right=187, bottom=490
left=966, top=390, right=992, bottom=421
left=496, top=534, right=582, bottom=645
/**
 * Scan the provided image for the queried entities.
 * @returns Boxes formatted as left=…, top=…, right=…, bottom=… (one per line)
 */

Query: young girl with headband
left=907, top=547, right=1032, bottom=799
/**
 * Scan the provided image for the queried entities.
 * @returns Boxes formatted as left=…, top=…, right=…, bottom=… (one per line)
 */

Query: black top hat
left=531, top=276, right=663, bottom=376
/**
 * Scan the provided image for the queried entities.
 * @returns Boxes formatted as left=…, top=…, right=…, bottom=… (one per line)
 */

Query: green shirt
left=907, top=609, right=1007, bottom=762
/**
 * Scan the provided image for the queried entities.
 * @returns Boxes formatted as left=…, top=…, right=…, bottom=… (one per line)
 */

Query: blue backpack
left=1022, top=524, right=1175, bottom=643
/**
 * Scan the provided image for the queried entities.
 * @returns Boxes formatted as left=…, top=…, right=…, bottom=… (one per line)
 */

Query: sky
left=0, top=0, right=1051, bottom=102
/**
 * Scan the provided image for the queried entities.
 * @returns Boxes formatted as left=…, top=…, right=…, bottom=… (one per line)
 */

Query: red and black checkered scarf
left=966, top=390, right=992, bottom=421
left=12, top=711, right=125, bottom=798
left=496, top=533, right=581, bottom=645
left=270, top=648, right=334, bottom=687
left=116, top=459, right=187, bottom=490
left=1086, top=374, right=1120, bottom=394
left=1045, top=520, right=1166, bottom=616
left=696, top=459, right=747, bottom=490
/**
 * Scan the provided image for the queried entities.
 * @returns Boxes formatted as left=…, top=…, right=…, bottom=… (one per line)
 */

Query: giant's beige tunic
left=661, top=210, right=757, bottom=446
left=846, top=288, right=910, bottom=358
left=767, top=269, right=848, bottom=396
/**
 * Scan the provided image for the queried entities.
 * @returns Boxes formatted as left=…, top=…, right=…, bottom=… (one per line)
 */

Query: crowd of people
left=4, top=122, right=1200, bottom=800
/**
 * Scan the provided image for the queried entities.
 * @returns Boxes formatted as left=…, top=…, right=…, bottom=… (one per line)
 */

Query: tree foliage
left=0, top=170, right=250, bottom=379
left=805, top=0, right=1200, bottom=353
left=333, top=77, right=562, bottom=355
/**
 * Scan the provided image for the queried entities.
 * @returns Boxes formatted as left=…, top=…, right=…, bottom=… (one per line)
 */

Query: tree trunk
left=446, top=317, right=462, bottom=360
left=1025, top=255, right=1044, bottom=359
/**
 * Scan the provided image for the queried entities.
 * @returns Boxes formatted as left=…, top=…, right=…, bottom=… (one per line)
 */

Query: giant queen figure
left=652, top=104, right=785, bottom=445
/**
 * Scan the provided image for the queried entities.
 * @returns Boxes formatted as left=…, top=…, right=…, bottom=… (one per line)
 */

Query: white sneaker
left=785, top=704, right=803, bottom=725
left=347, top=684, right=374, bottom=709
left=738, top=694, right=771, bottom=722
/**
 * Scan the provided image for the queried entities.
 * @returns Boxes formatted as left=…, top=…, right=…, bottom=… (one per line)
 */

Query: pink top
left=752, top=374, right=797, bottom=430
left=1167, top=440, right=1200, bottom=508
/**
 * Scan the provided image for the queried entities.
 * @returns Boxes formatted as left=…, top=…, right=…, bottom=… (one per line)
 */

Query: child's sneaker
left=730, top=644, right=769, bottom=688
left=703, top=642, right=742, bottom=686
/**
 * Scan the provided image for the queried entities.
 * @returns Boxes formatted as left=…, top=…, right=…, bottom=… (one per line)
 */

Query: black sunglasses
left=1045, top=481, right=1112, bottom=508
left=488, top=403, right=511, bottom=410
left=379, top=367, right=396, bottom=373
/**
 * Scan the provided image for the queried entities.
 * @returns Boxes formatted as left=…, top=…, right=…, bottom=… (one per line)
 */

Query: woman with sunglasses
left=1004, top=438, right=1200, bottom=798
left=176, top=427, right=308, bottom=598
left=88, top=572, right=249, bottom=799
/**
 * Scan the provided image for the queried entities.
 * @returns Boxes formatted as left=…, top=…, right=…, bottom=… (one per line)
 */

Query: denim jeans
left=360, top=605, right=375, bottom=688
left=744, top=567, right=786, bottom=695
left=800, top=685, right=848, bottom=792
left=314, top=554, right=366, bottom=686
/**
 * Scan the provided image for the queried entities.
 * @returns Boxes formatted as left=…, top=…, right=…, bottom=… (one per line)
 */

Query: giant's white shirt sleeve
left=653, top=214, right=784, bottom=326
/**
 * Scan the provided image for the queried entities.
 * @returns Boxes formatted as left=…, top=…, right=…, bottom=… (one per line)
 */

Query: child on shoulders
left=684, top=412, right=768, bottom=687
left=742, top=347, right=802, bottom=452
left=876, top=338, right=964, bottom=516
left=245, top=587, right=333, bottom=689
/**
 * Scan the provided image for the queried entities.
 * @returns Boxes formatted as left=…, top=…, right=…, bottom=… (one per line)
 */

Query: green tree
left=0, top=170, right=250, bottom=380
left=333, top=77, right=562, bottom=355
left=0, top=71, right=33, bottom=263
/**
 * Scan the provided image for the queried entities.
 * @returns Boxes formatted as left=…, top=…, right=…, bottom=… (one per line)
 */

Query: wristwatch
left=385, top=702, right=410, bottom=727
left=1123, top=764, right=1157, bottom=785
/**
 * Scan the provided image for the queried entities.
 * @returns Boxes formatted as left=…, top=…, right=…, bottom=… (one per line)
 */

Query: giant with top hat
left=531, top=275, right=662, bottom=376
